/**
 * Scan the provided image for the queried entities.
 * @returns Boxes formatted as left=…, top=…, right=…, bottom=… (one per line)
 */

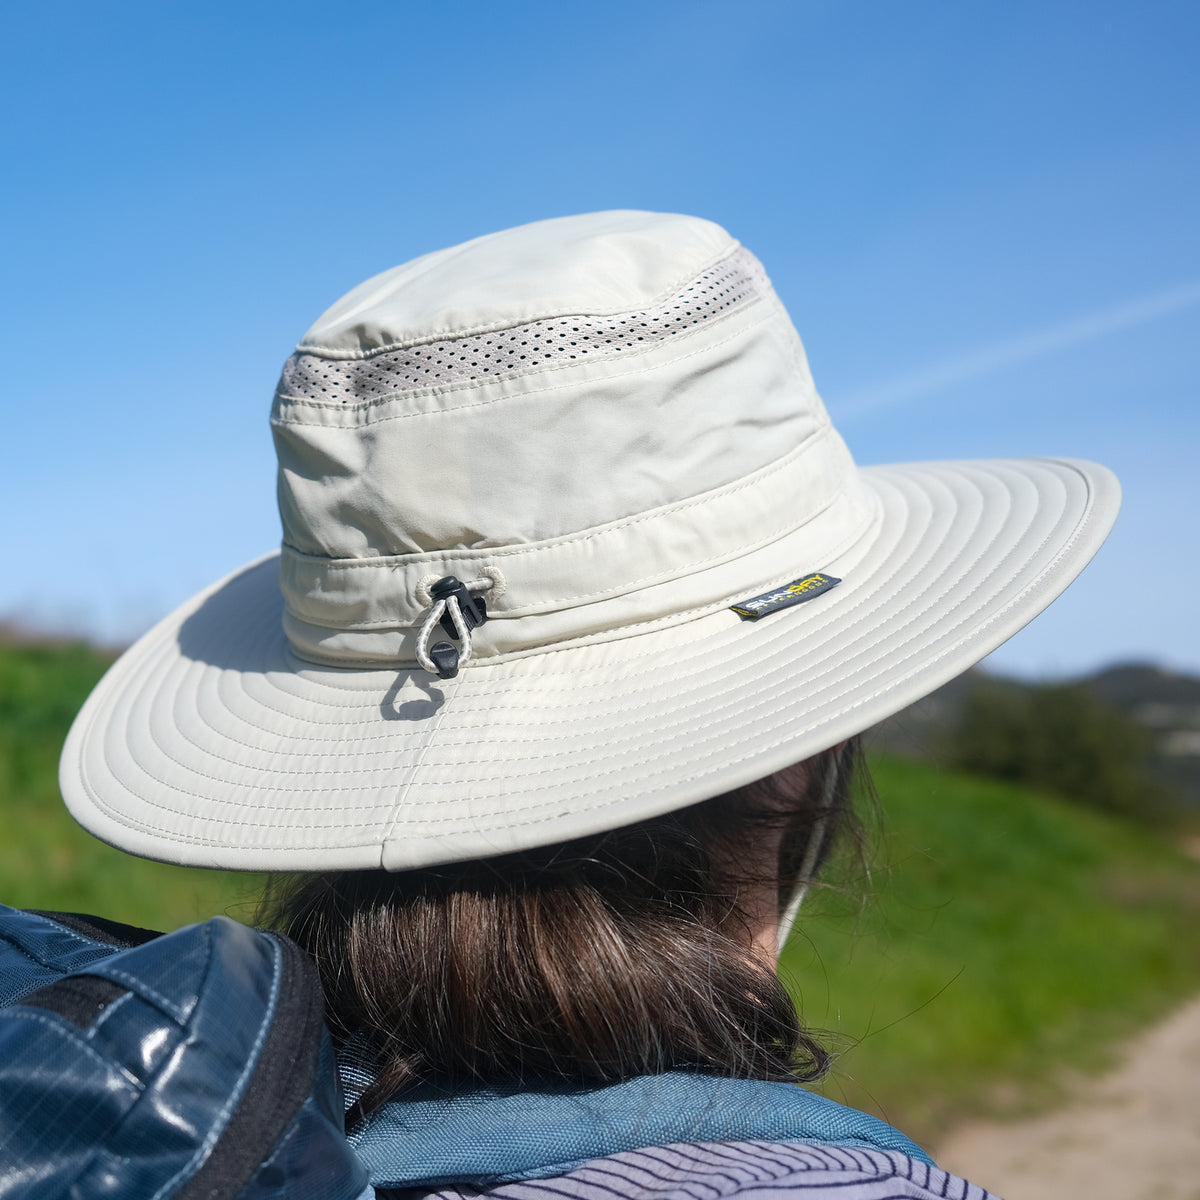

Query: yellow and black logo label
left=730, top=572, right=841, bottom=621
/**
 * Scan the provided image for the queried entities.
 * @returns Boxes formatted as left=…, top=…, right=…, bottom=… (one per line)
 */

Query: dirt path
left=933, top=992, right=1200, bottom=1200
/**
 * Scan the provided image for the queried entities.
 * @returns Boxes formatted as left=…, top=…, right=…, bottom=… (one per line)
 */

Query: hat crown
left=271, top=211, right=869, bottom=667
left=299, top=211, right=737, bottom=355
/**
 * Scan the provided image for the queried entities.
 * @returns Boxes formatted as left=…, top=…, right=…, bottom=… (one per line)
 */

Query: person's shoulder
left=392, top=1139, right=998, bottom=1199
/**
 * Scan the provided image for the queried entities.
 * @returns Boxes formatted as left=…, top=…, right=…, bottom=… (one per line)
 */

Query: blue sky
left=2, top=1, right=1197, bottom=677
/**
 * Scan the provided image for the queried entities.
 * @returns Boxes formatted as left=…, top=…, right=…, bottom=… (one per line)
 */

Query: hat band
left=279, top=424, right=876, bottom=666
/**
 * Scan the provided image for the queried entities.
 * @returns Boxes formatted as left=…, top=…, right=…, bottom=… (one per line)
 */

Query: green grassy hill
left=0, top=638, right=260, bottom=926
left=785, top=757, right=1200, bottom=1143
left=4, top=638, right=1200, bottom=1148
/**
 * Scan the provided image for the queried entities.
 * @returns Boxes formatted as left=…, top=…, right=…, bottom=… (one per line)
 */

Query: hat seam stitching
left=127, top=620, right=444, bottom=809
left=294, top=244, right=747, bottom=361
left=379, top=672, right=462, bottom=856
left=85, top=694, right=409, bottom=823
left=75, top=739, right=395, bottom=835
left=270, top=294, right=777, bottom=423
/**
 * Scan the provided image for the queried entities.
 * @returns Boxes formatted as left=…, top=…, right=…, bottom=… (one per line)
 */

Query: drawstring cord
left=776, top=744, right=845, bottom=953
left=415, top=574, right=496, bottom=679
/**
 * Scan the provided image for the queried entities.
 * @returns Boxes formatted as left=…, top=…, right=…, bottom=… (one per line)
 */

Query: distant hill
left=869, top=662, right=1200, bottom=811
left=1083, top=664, right=1200, bottom=807
left=1086, top=662, right=1200, bottom=711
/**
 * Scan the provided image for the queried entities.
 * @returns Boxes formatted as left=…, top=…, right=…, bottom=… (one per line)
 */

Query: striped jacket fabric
left=388, top=1140, right=995, bottom=1199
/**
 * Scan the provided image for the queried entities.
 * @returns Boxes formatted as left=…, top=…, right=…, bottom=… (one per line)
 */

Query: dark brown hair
left=259, top=740, right=862, bottom=1120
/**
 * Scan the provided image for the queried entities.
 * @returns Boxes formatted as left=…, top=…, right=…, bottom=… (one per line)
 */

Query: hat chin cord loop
left=776, top=747, right=843, bottom=955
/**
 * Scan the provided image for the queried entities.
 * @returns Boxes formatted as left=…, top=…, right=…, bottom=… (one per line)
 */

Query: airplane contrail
left=834, top=278, right=1200, bottom=419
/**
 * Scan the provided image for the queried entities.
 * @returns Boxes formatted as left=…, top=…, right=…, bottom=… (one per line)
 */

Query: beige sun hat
left=60, top=210, right=1120, bottom=872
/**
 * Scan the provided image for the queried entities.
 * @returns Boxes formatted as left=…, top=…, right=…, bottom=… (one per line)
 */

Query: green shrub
left=946, top=678, right=1175, bottom=823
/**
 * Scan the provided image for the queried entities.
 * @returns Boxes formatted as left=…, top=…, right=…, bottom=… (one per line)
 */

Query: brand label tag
left=730, top=572, right=841, bottom=621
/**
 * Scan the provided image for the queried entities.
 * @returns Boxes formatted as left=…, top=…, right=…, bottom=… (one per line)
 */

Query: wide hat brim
left=61, top=456, right=1119, bottom=872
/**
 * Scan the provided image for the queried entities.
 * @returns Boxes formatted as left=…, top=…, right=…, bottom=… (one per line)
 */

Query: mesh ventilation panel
left=279, top=247, right=769, bottom=403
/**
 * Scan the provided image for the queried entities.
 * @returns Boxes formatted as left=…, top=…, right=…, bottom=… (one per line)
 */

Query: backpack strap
left=0, top=908, right=371, bottom=1200
left=27, top=909, right=161, bottom=948
left=0, top=905, right=131, bottom=1007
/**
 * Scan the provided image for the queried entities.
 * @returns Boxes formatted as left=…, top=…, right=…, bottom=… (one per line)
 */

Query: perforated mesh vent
left=279, top=246, right=769, bottom=404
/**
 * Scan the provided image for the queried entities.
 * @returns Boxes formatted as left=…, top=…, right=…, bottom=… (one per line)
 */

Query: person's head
left=59, top=210, right=1118, bottom=1111
left=261, top=741, right=861, bottom=1117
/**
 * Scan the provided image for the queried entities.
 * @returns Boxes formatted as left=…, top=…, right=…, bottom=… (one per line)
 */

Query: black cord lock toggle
left=426, top=576, right=489, bottom=680
left=428, top=642, right=462, bottom=679
left=430, top=576, right=489, bottom=638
